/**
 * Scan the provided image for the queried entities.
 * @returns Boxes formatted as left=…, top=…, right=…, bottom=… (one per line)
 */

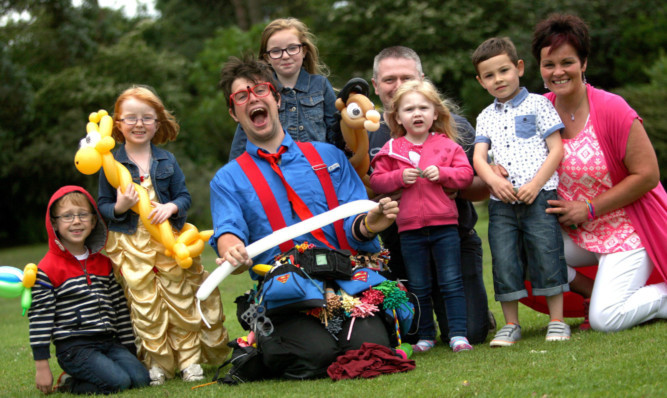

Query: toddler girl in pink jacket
left=370, top=80, right=473, bottom=352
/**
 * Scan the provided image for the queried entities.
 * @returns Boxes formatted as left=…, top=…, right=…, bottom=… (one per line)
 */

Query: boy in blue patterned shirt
left=471, top=37, right=570, bottom=347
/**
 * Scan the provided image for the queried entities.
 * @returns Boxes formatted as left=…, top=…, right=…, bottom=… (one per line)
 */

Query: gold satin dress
left=106, top=176, right=229, bottom=378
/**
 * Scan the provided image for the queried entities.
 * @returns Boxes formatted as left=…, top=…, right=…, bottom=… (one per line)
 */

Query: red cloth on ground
left=327, top=342, right=416, bottom=380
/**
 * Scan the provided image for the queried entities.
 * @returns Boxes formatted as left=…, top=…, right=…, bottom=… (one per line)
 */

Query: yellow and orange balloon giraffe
left=74, top=110, right=212, bottom=269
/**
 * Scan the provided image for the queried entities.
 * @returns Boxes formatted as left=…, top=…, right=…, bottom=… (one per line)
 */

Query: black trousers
left=258, top=313, right=390, bottom=379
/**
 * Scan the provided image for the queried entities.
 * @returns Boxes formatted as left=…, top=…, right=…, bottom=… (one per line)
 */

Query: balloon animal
left=0, top=264, right=37, bottom=315
left=74, top=110, right=212, bottom=269
left=335, top=78, right=381, bottom=196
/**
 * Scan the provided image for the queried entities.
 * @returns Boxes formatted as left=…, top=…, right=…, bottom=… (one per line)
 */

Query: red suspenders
left=236, top=142, right=354, bottom=254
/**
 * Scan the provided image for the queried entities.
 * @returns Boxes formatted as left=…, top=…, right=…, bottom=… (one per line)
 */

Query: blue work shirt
left=227, top=68, right=338, bottom=161
left=210, top=134, right=381, bottom=270
left=98, top=143, right=191, bottom=234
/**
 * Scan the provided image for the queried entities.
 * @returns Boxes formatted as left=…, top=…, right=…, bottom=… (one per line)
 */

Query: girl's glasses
left=265, top=44, right=303, bottom=59
left=230, top=82, right=275, bottom=106
left=120, top=116, right=158, bottom=126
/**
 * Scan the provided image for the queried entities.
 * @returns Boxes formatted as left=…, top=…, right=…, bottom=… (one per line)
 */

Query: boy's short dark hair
left=472, top=37, right=519, bottom=74
left=218, top=53, right=280, bottom=113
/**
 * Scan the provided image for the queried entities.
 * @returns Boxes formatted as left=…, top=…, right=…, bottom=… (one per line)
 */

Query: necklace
left=127, top=152, right=151, bottom=182
left=560, top=90, right=587, bottom=121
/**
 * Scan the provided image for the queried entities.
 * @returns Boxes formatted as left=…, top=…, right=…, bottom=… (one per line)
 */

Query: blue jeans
left=400, top=225, right=467, bottom=340
left=488, top=190, right=569, bottom=302
left=57, top=339, right=150, bottom=394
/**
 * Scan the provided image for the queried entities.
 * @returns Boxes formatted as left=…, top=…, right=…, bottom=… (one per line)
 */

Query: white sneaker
left=181, top=363, right=205, bottom=382
left=149, top=366, right=166, bottom=386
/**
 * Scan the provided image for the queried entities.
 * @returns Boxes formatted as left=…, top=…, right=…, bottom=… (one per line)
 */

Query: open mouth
left=250, top=107, right=268, bottom=126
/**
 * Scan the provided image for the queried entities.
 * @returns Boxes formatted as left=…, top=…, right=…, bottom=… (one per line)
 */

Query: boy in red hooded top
left=28, top=186, right=149, bottom=394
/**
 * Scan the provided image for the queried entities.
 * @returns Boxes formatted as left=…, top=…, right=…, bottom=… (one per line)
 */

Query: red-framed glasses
left=230, top=82, right=275, bottom=105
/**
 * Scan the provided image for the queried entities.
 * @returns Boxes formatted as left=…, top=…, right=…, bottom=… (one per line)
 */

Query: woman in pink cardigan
left=532, top=14, right=667, bottom=332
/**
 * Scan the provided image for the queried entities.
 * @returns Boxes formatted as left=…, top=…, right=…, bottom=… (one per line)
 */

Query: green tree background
left=1, top=0, right=665, bottom=246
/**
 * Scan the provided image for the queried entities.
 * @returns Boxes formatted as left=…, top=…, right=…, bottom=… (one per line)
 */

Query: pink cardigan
left=546, top=85, right=667, bottom=282
left=370, top=133, right=473, bottom=233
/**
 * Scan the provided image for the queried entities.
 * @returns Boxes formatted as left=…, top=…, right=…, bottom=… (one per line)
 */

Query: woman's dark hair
left=532, top=14, right=590, bottom=64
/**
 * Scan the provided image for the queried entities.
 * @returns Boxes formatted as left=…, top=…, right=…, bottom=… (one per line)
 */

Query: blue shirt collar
left=246, top=130, right=296, bottom=158
left=494, top=87, right=529, bottom=110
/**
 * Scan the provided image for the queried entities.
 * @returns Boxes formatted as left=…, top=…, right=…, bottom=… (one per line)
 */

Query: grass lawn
left=1, top=204, right=665, bottom=397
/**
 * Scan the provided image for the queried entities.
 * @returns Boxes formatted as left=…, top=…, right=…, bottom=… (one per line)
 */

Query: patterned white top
left=475, top=87, right=564, bottom=200
left=558, top=117, right=642, bottom=253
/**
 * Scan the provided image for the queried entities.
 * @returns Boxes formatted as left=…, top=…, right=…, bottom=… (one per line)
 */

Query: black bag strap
left=212, top=357, right=234, bottom=384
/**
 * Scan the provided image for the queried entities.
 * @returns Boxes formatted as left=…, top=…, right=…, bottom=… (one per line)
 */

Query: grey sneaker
left=490, top=323, right=522, bottom=347
left=545, top=320, right=571, bottom=341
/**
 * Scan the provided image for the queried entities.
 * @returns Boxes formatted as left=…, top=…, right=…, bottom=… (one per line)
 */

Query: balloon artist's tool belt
left=240, top=303, right=274, bottom=336
left=276, top=247, right=353, bottom=280
left=258, top=261, right=325, bottom=316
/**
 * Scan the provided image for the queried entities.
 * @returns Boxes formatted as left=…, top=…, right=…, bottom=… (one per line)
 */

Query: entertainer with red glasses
left=210, top=54, right=401, bottom=380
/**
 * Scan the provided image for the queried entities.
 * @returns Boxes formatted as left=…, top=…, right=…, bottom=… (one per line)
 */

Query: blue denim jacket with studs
left=97, top=143, right=191, bottom=235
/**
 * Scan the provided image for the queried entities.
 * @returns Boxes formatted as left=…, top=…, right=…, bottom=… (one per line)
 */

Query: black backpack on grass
left=213, top=340, right=271, bottom=385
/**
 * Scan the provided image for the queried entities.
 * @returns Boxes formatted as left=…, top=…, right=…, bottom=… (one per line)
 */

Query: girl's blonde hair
left=258, top=17, right=329, bottom=77
left=386, top=79, right=458, bottom=142
left=111, top=85, right=179, bottom=144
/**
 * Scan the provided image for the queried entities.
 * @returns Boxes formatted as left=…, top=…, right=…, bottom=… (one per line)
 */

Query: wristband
left=353, top=215, right=373, bottom=241
left=584, top=199, right=595, bottom=220
left=363, top=215, right=377, bottom=235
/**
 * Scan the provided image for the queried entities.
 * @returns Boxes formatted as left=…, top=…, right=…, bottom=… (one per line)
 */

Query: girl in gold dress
left=97, top=86, right=228, bottom=385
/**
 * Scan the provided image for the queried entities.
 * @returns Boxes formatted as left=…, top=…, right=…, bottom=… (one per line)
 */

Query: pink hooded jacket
left=370, top=133, right=473, bottom=233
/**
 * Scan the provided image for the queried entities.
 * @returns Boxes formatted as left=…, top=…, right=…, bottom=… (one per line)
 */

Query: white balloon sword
left=197, top=199, right=378, bottom=301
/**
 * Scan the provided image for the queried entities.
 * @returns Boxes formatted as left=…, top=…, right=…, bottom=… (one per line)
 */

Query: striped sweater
left=28, top=186, right=135, bottom=360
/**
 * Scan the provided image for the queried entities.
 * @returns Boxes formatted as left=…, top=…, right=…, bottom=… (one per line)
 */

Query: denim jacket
left=227, top=68, right=337, bottom=161
left=97, top=143, right=191, bottom=235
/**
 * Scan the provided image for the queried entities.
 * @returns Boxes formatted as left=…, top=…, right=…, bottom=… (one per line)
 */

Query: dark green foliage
left=0, top=0, right=665, bottom=245
left=184, top=24, right=264, bottom=163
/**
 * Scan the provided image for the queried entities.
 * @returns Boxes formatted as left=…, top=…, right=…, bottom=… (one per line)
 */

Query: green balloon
left=21, top=288, right=32, bottom=316
left=0, top=280, right=23, bottom=298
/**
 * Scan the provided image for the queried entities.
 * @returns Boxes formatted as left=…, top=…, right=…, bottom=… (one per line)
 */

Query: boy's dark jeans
left=57, top=339, right=149, bottom=394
